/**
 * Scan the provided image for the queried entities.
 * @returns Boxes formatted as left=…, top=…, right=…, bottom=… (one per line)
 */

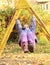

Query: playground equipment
left=0, top=0, right=50, bottom=56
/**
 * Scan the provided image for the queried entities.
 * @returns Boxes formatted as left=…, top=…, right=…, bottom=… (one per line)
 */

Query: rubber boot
left=28, top=43, right=33, bottom=52
left=21, top=42, right=29, bottom=53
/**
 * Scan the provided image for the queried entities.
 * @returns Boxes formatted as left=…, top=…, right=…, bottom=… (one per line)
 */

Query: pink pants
left=21, top=41, right=28, bottom=52
left=28, top=40, right=36, bottom=48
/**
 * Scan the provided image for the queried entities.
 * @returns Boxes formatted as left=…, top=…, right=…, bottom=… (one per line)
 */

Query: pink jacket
left=19, top=29, right=28, bottom=43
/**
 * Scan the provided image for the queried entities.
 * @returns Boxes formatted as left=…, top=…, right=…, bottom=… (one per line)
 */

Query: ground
left=0, top=43, right=50, bottom=65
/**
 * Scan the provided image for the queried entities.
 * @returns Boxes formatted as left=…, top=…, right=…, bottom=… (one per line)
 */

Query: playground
left=0, top=0, right=50, bottom=65
left=0, top=43, right=50, bottom=65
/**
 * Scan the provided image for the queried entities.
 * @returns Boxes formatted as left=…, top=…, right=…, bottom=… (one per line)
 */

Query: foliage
left=19, top=9, right=32, bottom=25
left=0, top=4, right=50, bottom=44
left=0, top=7, right=14, bottom=43
left=32, top=4, right=50, bottom=41
left=7, top=32, right=19, bottom=43
left=33, top=4, right=50, bottom=23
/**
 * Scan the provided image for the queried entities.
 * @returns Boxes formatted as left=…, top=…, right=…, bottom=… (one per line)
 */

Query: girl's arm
left=16, top=19, right=22, bottom=34
left=29, top=15, right=36, bottom=33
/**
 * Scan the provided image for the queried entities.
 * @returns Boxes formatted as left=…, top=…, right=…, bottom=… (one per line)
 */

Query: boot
left=21, top=42, right=29, bottom=53
left=28, top=43, right=33, bottom=52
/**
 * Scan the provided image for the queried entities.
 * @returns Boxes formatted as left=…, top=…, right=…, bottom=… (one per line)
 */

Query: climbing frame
left=0, top=0, right=50, bottom=56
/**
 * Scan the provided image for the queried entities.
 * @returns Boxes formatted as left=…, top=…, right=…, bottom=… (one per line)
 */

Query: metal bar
left=0, top=9, right=22, bottom=57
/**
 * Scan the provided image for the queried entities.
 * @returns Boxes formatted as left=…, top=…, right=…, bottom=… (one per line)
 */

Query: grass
left=35, top=36, right=50, bottom=53
left=44, top=62, right=50, bottom=65
left=4, top=38, right=50, bottom=54
left=2, top=36, right=50, bottom=65
left=35, top=43, right=50, bottom=53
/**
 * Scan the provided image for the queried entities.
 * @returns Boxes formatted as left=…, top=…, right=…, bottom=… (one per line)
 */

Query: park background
left=0, top=0, right=50, bottom=65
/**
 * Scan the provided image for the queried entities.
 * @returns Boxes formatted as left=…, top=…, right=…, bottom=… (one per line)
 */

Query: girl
left=16, top=15, right=37, bottom=53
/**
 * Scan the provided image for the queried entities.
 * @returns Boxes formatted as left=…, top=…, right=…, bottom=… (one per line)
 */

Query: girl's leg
left=28, top=41, right=36, bottom=52
left=28, top=43, right=33, bottom=52
left=21, top=42, right=28, bottom=53
left=32, top=41, right=36, bottom=52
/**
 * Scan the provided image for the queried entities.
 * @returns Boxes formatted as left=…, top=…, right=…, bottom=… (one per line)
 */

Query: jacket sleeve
left=29, top=15, right=36, bottom=33
left=16, top=19, right=22, bottom=34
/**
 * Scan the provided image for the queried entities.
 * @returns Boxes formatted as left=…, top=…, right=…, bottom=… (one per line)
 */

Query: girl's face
left=23, top=24, right=29, bottom=29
